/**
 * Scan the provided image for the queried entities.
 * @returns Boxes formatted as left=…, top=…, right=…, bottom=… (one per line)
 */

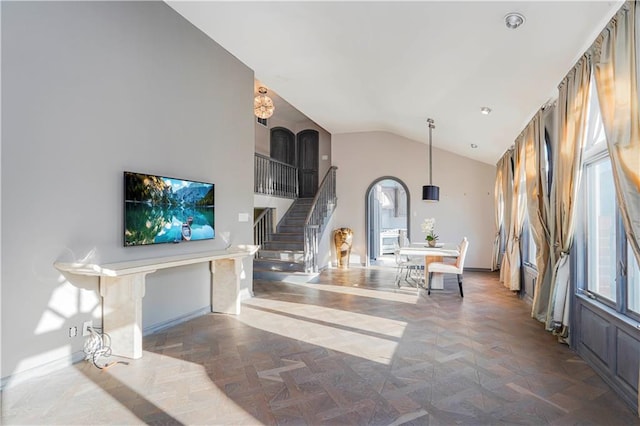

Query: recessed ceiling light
left=471, top=144, right=478, bottom=149
left=505, top=12, right=525, bottom=29
left=480, top=106, right=492, bottom=115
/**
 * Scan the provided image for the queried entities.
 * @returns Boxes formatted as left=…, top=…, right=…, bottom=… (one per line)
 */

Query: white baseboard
left=2, top=299, right=252, bottom=391
left=143, top=306, right=210, bottom=336
left=239, top=287, right=253, bottom=300
left=1, top=351, right=86, bottom=391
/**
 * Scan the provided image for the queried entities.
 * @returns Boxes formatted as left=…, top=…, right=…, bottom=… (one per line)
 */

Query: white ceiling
left=167, top=1, right=622, bottom=165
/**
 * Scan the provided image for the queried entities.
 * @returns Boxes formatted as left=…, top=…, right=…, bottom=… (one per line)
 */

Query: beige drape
left=492, top=156, right=506, bottom=271
left=524, top=111, right=554, bottom=323
left=499, top=149, right=514, bottom=284
left=504, top=137, right=527, bottom=291
left=548, top=55, right=592, bottom=337
left=591, top=1, right=640, bottom=415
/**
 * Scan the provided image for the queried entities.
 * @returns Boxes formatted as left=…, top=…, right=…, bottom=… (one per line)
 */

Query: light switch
left=238, top=213, right=249, bottom=222
left=321, top=155, right=329, bottom=160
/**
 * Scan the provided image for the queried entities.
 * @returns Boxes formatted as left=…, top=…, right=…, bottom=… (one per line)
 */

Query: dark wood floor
left=3, top=267, right=639, bottom=425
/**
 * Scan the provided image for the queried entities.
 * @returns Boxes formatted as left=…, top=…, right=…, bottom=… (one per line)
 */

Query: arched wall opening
left=364, top=177, right=410, bottom=266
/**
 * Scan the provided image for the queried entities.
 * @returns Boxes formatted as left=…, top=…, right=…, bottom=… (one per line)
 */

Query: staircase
left=253, top=165, right=337, bottom=280
left=253, top=198, right=314, bottom=279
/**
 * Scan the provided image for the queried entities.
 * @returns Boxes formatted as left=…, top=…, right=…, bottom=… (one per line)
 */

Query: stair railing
left=253, top=208, right=274, bottom=258
left=303, top=166, right=338, bottom=273
left=254, top=153, right=298, bottom=199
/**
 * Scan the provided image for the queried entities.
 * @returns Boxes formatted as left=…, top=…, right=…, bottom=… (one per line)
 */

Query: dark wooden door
left=270, top=127, right=295, bottom=166
left=297, top=130, right=319, bottom=198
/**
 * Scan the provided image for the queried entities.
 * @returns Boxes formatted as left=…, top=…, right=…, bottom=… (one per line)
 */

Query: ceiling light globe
left=505, top=13, right=525, bottom=29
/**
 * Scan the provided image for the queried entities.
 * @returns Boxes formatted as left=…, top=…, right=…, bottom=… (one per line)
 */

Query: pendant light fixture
left=254, top=87, right=275, bottom=119
left=422, top=118, right=440, bottom=202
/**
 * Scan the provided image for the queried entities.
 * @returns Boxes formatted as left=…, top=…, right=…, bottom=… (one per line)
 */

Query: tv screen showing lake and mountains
left=124, top=171, right=215, bottom=246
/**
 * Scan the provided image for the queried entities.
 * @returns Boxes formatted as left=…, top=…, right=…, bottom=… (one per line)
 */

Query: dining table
left=399, top=243, right=460, bottom=290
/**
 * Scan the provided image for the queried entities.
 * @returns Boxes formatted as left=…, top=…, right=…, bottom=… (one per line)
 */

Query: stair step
left=269, top=233, right=304, bottom=242
left=258, top=250, right=305, bottom=262
left=282, top=218, right=306, bottom=226
left=287, top=211, right=310, bottom=217
left=277, top=225, right=304, bottom=234
left=253, top=259, right=305, bottom=272
left=263, top=241, right=304, bottom=251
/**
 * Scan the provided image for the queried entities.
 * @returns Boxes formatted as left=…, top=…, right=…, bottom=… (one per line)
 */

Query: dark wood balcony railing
left=254, top=153, right=298, bottom=199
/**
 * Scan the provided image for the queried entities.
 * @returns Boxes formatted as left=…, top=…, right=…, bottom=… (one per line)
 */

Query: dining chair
left=427, top=237, right=468, bottom=297
left=394, top=242, right=424, bottom=288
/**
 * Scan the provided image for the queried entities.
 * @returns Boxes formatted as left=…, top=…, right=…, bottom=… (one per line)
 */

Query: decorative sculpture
left=333, top=228, right=353, bottom=268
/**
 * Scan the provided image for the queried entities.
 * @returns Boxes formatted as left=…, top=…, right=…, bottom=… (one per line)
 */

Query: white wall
left=1, top=1, right=254, bottom=382
left=253, top=195, right=294, bottom=226
left=332, top=131, right=496, bottom=269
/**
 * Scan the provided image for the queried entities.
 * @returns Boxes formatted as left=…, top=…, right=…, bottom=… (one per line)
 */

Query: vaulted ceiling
left=167, top=1, right=623, bottom=165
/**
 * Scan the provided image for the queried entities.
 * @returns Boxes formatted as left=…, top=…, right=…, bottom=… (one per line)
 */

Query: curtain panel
left=548, top=54, right=592, bottom=337
left=499, top=149, right=514, bottom=284
left=525, top=111, right=554, bottom=323
left=503, top=136, right=527, bottom=291
left=492, top=156, right=507, bottom=271
left=591, top=0, right=640, bottom=414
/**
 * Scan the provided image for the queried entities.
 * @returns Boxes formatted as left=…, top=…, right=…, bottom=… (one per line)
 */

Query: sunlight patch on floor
left=292, top=280, right=420, bottom=304
left=240, top=298, right=406, bottom=365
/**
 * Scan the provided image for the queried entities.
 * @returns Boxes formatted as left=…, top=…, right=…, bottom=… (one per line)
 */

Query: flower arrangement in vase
left=421, top=218, right=439, bottom=247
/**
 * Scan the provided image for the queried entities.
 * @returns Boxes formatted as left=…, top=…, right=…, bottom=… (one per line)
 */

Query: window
left=578, top=76, right=640, bottom=320
left=584, top=155, right=617, bottom=303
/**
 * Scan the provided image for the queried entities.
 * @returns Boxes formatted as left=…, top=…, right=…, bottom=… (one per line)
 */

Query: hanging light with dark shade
left=422, top=118, right=440, bottom=202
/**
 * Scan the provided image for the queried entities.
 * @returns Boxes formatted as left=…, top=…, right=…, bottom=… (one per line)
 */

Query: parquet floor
left=2, top=267, right=639, bottom=425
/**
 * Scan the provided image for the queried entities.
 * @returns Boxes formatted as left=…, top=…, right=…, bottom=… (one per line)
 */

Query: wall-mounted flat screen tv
left=124, top=171, right=215, bottom=246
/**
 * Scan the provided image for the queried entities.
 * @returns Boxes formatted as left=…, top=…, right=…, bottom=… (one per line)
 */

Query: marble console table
left=54, top=247, right=257, bottom=359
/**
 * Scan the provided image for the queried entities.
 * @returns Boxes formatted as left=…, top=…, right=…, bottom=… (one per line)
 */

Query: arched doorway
left=365, top=177, right=410, bottom=266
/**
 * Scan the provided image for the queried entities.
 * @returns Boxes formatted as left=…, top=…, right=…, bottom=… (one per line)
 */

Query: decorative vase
left=428, top=239, right=437, bottom=247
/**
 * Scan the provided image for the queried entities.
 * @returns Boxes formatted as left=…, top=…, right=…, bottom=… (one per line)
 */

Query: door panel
left=270, top=127, right=295, bottom=166
left=297, top=130, right=319, bottom=198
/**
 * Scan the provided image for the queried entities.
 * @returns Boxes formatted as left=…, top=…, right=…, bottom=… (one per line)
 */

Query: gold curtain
left=591, top=1, right=640, bottom=414
left=504, top=136, right=527, bottom=291
left=548, top=54, right=592, bottom=337
left=492, top=156, right=506, bottom=271
left=524, top=111, right=554, bottom=323
left=499, top=149, right=514, bottom=284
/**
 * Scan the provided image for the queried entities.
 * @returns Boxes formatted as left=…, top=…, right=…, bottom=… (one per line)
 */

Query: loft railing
left=253, top=208, right=274, bottom=258
left=254, top=153, right=298, bottom=199
left=303, top=166, right=338, bottom=273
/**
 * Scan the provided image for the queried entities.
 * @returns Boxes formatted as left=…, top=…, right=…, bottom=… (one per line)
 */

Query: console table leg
left=99, top=273, right=148, bottom=359
left=210, top=258, right=241, bottom=315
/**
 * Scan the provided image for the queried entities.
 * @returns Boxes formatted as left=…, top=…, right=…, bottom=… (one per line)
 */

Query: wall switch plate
left=82, top=320, right=93, bottom=337
left=69, top=326, right=78, bottom=338
left=238, top=213, right=249, bottom=222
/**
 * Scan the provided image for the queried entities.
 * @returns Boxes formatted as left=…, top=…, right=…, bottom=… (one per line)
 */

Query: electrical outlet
left=82, top=320, right=93, bottom=337
left=69, top=326, right=78, bottom=338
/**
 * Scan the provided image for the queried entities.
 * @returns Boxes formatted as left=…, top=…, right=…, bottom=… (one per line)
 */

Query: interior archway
left=364, top=177, right=410, bottom=266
